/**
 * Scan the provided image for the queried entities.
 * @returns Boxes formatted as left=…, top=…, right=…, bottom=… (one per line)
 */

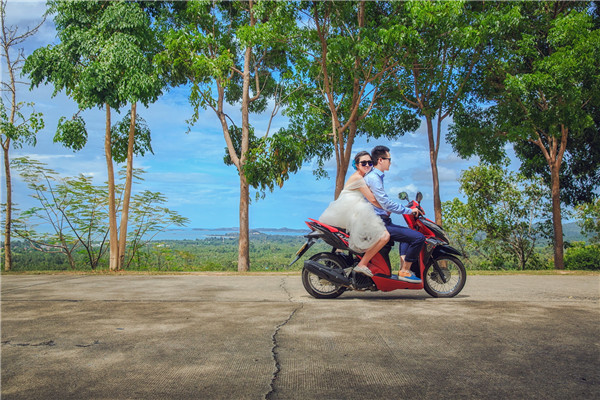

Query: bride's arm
left=359, top=185, right=384, bottom=209
left=347, top=174, right=384, bottom=209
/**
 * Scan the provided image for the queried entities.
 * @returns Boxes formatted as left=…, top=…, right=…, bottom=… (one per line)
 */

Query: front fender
left=432, top=245, right=463, bottom=258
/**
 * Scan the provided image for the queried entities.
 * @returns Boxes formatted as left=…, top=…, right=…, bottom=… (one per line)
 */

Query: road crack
left=265, top=278, right=303, bottom=400
left=2, top=340, right=56, bottom=347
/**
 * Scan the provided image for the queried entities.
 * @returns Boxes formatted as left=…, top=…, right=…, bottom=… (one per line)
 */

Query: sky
left=2, top=0, right=511, bottom=231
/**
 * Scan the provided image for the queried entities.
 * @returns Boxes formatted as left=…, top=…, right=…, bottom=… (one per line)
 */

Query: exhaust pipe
left=304, top=260, right=352, bottom=287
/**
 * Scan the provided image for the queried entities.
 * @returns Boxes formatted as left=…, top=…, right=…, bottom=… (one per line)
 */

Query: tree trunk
left=118, top=102, right=136, bottom=270
left=3, top=142, right=12, bottom=271
left=104, top=104, right=119, bottom=271
left=533, top=127, right=567, bottom=270
left=426, top=116, right=443, bottom=224
left=2, top=16, right=16, bottom=271
left=550, top=162, right=564, bottom=269
left=238, top=175, right=250, bottom=272
left=332, top=3, right=364, bottom=199
left=236, top=3, right=254, bottom=272
left=66, top=247, right=76, bottom=270
left=334, top=161, right=346, bottom=199
left=333, top=120, right=358, bottom=199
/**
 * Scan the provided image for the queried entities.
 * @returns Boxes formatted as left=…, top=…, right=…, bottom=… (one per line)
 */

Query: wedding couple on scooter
left=319, top=145, right=424, bottom=283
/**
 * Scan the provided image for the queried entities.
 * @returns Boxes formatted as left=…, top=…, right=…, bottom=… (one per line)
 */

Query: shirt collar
left=371, top=168, right=385, bottom=179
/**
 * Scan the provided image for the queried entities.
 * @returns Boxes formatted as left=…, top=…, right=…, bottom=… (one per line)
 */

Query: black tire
left=423, top=255, right=467, bottom=298
left=302, top=252, right=348, bottom=299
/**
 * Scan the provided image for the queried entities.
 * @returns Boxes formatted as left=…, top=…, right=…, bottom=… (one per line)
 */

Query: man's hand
left=410, top=208, right=421, bottom=217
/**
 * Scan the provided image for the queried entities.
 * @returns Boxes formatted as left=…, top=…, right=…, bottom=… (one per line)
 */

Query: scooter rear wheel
left=302, top=252, right=348, bottom=299
left=423, top=255, right=467, bottom=298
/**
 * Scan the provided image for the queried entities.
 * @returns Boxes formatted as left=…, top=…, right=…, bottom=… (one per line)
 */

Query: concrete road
left=1, top=274, right=599, bottom=399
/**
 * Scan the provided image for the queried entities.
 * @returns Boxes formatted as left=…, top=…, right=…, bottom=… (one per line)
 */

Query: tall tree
left=157, top=1, right=296, bottom=271
left=24, top=0, right=163, bottom=270
left=388, top=0, right=510, bottom=224
left=449, top=1, right=600, bottom=269
left=287, top=1, right=419, bottom=198
left=11, top=157, right=109, bottom=270
left=12, top=157, right=188, bottom=270
left=443, top=163, right=551, bottom=270
left=0, top=0, right=45, bottom=271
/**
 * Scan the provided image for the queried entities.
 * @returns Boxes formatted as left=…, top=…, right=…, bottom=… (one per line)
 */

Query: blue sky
left=3, top=0, right=509, bottom=231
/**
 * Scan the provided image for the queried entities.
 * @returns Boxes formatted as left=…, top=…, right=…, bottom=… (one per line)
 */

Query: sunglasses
left=359, top=160, right=373, bottom=166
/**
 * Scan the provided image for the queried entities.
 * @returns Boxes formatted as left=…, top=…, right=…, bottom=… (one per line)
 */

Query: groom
left=364, top=145, right=424, bottom=283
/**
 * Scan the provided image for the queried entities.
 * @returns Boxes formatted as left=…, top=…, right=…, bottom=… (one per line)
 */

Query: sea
left=153, top=228, right=308, bottom=241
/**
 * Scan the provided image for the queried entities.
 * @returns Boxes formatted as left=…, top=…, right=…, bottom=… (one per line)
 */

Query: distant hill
left=169, top=223, right=591, bottom=243
left=188, top=227, right=307, bottom=234
left=562, top=221, right=590, bottom=243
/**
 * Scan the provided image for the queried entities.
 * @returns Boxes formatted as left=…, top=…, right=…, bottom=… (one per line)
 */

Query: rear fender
left=289, top=231, right=322, bottom=266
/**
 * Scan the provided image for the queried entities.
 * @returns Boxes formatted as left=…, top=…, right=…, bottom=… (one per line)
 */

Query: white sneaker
left=354, top=265, right=374, bottom=277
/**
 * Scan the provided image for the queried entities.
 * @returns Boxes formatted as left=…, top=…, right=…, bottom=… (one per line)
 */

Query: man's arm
left=365, top=172, right=414, bottom=215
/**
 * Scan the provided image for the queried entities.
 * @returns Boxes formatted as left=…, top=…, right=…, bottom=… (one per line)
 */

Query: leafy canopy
left=24, top=0, right=163, bottom=111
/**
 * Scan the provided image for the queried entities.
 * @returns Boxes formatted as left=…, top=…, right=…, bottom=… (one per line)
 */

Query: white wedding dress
left=319, top=177, right=387, bottom=253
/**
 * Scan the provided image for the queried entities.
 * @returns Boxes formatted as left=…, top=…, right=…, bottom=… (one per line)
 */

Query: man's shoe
left=353, top=265, right=374, bottom=277
left=397, top=270, right=421, bottom=283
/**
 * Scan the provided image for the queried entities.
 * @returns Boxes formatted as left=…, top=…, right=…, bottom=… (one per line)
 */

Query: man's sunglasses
left=359, top=161, right=373, bottom=166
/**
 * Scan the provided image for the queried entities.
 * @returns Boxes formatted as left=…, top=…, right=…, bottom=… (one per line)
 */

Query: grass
left=2, top=269, right=597, bottom=276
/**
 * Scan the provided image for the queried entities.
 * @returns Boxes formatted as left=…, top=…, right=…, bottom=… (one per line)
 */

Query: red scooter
left=290, top=192, right=466, bottom=298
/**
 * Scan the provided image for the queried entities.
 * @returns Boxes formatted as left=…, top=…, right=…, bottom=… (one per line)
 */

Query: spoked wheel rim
left=307, top=272, right=340, bottom=296
left=424, top=255, right=466, bottom=298
left=302, top=253, right=347, bottom=299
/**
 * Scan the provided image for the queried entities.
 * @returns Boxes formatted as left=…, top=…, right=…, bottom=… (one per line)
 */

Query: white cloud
left=437, top=166, right=458, bottom=183
left=390, top=141, right=421, bottom=150
left=389, top=184, right=419, bottom=197
left=12, top=153, right=75, bottom=161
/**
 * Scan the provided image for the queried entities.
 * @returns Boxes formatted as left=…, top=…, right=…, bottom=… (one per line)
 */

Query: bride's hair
left=352, top=151, right=371, bottom=170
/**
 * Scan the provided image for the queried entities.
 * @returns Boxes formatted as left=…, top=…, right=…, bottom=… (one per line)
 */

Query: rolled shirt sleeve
left=364, top=169, right=413, bottom=216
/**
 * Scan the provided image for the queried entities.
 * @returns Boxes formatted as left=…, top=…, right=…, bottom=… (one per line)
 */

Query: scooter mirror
left=398, top=192, right=408, bottom=200
left=416, top=192, right=423, bottom=202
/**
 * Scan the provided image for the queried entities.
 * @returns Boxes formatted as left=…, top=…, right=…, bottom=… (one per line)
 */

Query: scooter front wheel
left=423, top=255, right=466, bottom=298
left=302, top=252, right=347, bottom=299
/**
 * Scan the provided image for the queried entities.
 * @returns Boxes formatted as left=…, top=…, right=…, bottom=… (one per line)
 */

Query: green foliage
left=0, top=99, right=44, bottom=148
left=285, top=1, right=420, bottom=179
left=10, top=157, right=188, bottom=270
left=390, top=0, right=496, bottom=114
left=157, top=1, right=294, bottom=121
left=575, top=198, right=600, bottom=244
left=11, top=157, right=110, bottom=269
left=6, top=233, right=333, bottom=272
left=442, top=163, right=552, bottom=270
left=156, top=1, right=304, bottom=272
left=243, top=129, right=307, bottom=198
left=449, top=1, right=600, bottom=206
left=24, top=0, right=163, bottom=111
left=110, top=113, right=153, bottom=163
left=564, top=243, right=600, bottom=271
left=156, top=0, right=302, bottom=195
left=8, top=230, right=592, bottom=272
left=123, top=190, right=190, bottom=269
left=54, top=115, right=87, bottom=151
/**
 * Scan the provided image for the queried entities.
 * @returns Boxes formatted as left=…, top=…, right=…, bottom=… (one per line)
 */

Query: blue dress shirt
left=364, top=168, right=413, bottom=216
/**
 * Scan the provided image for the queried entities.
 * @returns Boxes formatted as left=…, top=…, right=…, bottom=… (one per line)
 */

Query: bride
left=319, top=151, right=390, bottom=277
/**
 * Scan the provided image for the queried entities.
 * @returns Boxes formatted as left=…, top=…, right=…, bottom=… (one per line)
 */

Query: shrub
left=564, top=243, right=600, bottom=270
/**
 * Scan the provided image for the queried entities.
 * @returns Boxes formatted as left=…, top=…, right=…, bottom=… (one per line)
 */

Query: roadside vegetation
left=3, top=230, right=598, bottom=273
left=2, top=1, right=599, bottom=273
